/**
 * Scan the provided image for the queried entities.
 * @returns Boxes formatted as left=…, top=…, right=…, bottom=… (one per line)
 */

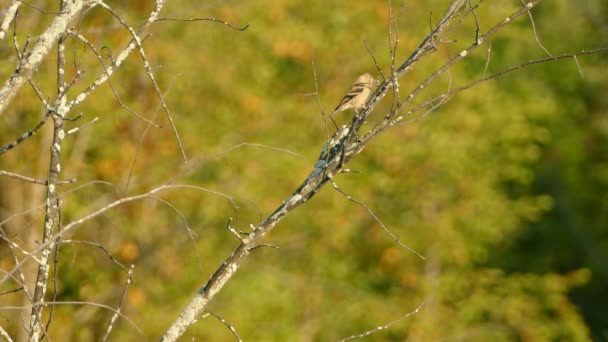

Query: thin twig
left=1, top=183, right=239, bottom=287
left=102, top=265, right=135, bottom=342
left=0, top=0, right=93, bottom=116
left=15, top=0, right=65, bottom=14
left=482, top=41, right=492, bottom=77
left=308, top=54, right=335, bottom=134
left=398, top=48, right=608, bottom=124
left=364, top=40, right=385, bottom=82
left=66, top=29, right=161, bottom=127
left=123, top=73, right=181, bottom=193
left=2, top=301, right=144, bottom=338
left=0, top=170, right=76, bottom=185
left=0, top=112, right=51, bottom=155
left=225, top=218, right=244, bottom=243
left=328, top=178, right=425, bottom=260
left=61, top=240, right=129, bottom=272
left=96, top=1, right=187, bottom=162
left=337, top=301, right=425, bottom=342
left=66, top=117, right=99, bottom=135
left=201, top=311, right=242, bottom=342
left=520, top=0, right=552, bottom=57
left=155, top=17, right=249, bottom=31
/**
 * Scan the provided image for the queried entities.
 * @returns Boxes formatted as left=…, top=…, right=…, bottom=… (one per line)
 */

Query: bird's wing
left=334, top=85, right=366, bottom=111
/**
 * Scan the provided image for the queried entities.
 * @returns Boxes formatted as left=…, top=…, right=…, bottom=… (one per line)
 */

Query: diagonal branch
left=160, top=1, right=568, bottom=340
left=0, top=0, right=94, bottom=116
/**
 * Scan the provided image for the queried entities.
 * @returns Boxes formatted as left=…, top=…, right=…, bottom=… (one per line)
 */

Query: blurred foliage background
left=0, top=0, right=607, bottom=340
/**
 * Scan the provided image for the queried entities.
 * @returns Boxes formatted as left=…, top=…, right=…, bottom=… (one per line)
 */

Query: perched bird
left=331, top=73, right=374, bottom=117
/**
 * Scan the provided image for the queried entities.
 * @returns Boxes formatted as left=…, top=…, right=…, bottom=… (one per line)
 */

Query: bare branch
left=27, top=3, right=76, bottom=335
left=0, top=1, right=21, bottom=40
left=148, top=196, right=203, bottom=267
left=124, top=73, right=181, bottom=192
left=573, top=55, right=584, bottom=77
left=61, top=240, right=130, bottom=272
left=0, top=325, right=14, bottom=342
left=307, top=54, right=334, bottom=134
left=0, top=112, right=51, bottom=155
left=155, top=17, right=249, bottom=31
left=66, top=116, right=99, bottom=135
left=163, top=3, right=585, bottom=340
left=1, top=301, right=144, bottom=338
left=0, top=170, right=76, bottom=185
left=520, top=0, right=552, bottom=57
left=482, top=41, right=492, bottom=77
left=14, top=0, right=65, bottom=15
left=0, top=225, right=36, bottom=307
left=96, top=0, right=187, bottom=162
left=66, top=0, right=169, bottom=114
left=202, top=311, right=242, bottom=342
left=399, top=48, right=608, bottom=124
left=249, top=244, right=280, bottom=252
left=102, top=265, right=134, bottom=342
left=362, top=40, right=383, bottom=82
left=356, top=0, right=544, bottom=148
left=0, top=0, right=94, bottom=116
left=328, top=178, right=425, bottom=260
left=66, top=29, right=162, bottom=127
left=337, top=301, right=425, bottom=342
left=1, top=183, right=238, bottom=287
left=225, top=218, right=244, bottom=243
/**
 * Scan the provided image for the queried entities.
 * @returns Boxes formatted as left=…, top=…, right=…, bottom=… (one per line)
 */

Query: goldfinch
left=331, top=73, right=374, bottom=117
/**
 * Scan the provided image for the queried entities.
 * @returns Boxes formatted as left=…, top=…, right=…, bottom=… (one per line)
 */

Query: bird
left=331, top=73, right=374, bottom=118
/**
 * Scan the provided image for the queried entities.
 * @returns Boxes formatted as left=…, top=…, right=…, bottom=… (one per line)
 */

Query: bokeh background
left=1, top=0, right=607, bottom=340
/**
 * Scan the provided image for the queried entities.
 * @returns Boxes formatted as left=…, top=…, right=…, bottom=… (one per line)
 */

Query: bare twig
left=0, top=1, right=21, bottom=40
left=61, top=240, right=129, bottom=272
left=0, top=287, right=23, bottom=296
left=0, top=325, right=14, bottom=342
left=124, top=73, right=181, bottom=193
left=249, top=244, right=280, bottom=252
left=102, top=265, right=135, bottom=342
left=573, top=55, right=584, bottom=77
left=163, top=3, right=577, bottom=341
left=482, top=42, right=492, bottom=77
left=399, top=48, right=608, bottom=124
left=201, top=311, right=242, bottom=342
left=66, top=116, right=99, bottom=135
left=0, top=112, right=51, bottom=155
left=66, top=0, right=169, bottom=117
left=355, top=0, right=544, bottom=148
left=0, top=0, right=94, bottom=116
left=307, top=54, right=335, bottom=134
left=337, top=301, right=425, bottom=342
left=155, top=17, right=249, bottom=31
left=0, top=236, right=41, bottom=265
left=14, top=0, right=65, bottom=14
left=1, top=183, right=239, bottom=287
left=66, top=29, right=162, bottom=127
left=387, top=0, right=400, bottom=118
left=96, top=1, right=187, bottom=162
left=468, top=0, right=481, bottom=45
left=2, top=301, right=144, bottom=338
left=0, top=225, right=35, bottom=309
left=520, top=0, right=552, bottom=57
left=328, top=178, right=425, bottom=260
left=0, top=170, right=76, bottom=185
left=363, top=40, right=385, bottom=82
left=226, top=218, right=244, bottom=243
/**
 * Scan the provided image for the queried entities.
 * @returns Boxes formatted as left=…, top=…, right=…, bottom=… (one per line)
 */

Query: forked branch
left=161, top=1, right=471, bottom=340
